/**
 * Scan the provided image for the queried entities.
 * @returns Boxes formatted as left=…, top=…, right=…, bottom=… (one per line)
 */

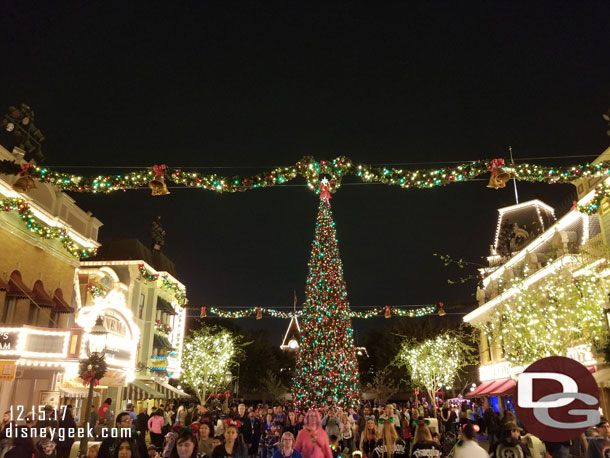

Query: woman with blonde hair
left=372, top=421, right=407, bottom=458
left=409, top=420, right=441, bottom=458
left=359, top=419, right=379, bottom=458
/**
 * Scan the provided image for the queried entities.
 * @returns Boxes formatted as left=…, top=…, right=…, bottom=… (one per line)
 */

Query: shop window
left=486, top=335, right=493, bottom=362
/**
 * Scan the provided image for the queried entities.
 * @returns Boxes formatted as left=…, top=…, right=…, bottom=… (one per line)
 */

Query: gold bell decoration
left=384, top=305, right=391, bottom=319
left=487, top=158, right=510, bottom=189
left=437, top=302, right=446, bottom=317
left=149, top=164, right=170, bottom=196
left=200, top=306, right=207, bottom=318
left=256, top=307, right=263, bottom=320
left=12, top=162, right=37, bottom=193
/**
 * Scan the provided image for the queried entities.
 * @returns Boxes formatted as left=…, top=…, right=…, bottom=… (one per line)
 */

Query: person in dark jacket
left=489, top=422, right=531, bottom=458
left=5, top=418, right=37, bottom=458
left=243, top=411, right=262, bottom=458
left=98, top=412, right=147, bottom=458
left=136, top=409, right=149, bottom=437
left=56, top=406, right=76, bottom=458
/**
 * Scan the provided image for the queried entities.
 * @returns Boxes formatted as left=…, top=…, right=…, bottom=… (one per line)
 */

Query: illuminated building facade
left=465, top=145, right=610, bottom=416
left=0, top=144, right=102, bottom=421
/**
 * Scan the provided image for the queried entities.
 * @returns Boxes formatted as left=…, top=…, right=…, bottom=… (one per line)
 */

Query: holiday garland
left=138, top=264, right=187, bottom=305
left=3, top=157, right=610, bottom=200
left=576, top=183, right=610, bottom=215
left=0, top=197, right=97, bottom=258
left=79, top=353, right=107, bottom=387
left=198, top=304, right=439, bottom=319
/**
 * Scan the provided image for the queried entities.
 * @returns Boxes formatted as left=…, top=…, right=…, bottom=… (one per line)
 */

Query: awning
left=60, top=386, right=101, bottom=398
left=132, top=380, right=164, bottom=399
left=487, top=378, right=515, bottom=396
left=154, top=380, right=190, bottom=399
left=594, top=368, right=610, bottom=388
left=53, top=289, right=75, bottom=313
left=7, top=272, right=33, bottom=298
left=33, top=282, right=55, bottom=308
left=153, top=333, right=174, bottom=350
left=157, top=297, right=177, bottom=315
left=466, top=378, right=515, bottom=398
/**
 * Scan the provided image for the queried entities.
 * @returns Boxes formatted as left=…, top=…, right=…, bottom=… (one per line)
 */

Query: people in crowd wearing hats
left=586, top=418, right=610, bottom=458
left=36, top=407, right=59, bottom=442
left=147, top=445, right=161, bottom=458
left=489, top=422, right=531, bottom=458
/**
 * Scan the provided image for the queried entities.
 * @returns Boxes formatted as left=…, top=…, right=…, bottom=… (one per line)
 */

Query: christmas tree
left=293, top=181, right=361, bottom=409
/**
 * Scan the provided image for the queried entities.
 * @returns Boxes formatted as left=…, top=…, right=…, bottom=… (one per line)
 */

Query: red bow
left=571, top=201, right=578, bottom=211
left=19, top=163, right=33, bottom=176
left=488, top=158, right=505, bottom=171
left=153, top=164, right=167, bottom=177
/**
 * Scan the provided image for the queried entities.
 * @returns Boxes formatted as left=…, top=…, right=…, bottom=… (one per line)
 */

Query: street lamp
left=79, top=317, right=108, bottom=457
left=223, top=369, right=232, bottom=411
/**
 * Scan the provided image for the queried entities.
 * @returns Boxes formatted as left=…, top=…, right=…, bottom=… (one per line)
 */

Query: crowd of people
left=0, top=398, right=609, bottom=458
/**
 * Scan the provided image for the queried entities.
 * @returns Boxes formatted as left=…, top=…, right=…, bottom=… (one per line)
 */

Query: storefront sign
left=149, top=356, right=167, bottom=370
left=166, top=351, right=179, bottom=378
left=0, top=360, right=16, bottom=381
left=39, top=391, right=61, bottom=408
left=0, top=331, right=19, bottom=352
left=480, top=361, right=512, bottom=381
left=566, top=344, right=596, bottom=366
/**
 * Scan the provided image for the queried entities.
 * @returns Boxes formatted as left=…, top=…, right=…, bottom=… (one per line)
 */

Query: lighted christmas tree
left=293, top=180, right=361, bottom=409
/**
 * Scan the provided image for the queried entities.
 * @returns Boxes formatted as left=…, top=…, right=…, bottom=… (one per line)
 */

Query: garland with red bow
left=2, top=157, right=607, bottom=196
left=79, top=353, right=107, bottom=387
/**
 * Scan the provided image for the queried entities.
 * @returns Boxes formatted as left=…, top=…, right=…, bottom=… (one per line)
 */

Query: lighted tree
left=395, top=330, right=477, bottom=414
left=293, top=187, right=360, bottom=409
left=476, top=268, right=607, bottom=366
left=180, top=325, right=241, bottom=404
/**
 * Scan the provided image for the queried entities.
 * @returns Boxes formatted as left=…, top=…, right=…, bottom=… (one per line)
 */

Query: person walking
left=148, top=410, right=166, bottom=449
left=409, top=421, right=441, bottom=458
left=56, top=406, right=76, bottom=458
left=454, top=424, right=488, bottom=458
left=294, top=411, right=332, bottom=458
left=372, top=422, right=407, bottom=458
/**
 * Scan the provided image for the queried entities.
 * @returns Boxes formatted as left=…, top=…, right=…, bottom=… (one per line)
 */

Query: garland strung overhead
left=1, top=157, right=608, bottom=204
left=197, top=304, right=441, bottom=319
left=0, top=196, right=97, bottom=258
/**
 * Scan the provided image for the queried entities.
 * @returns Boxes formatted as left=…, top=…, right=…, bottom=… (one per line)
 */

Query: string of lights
left=2, top=156, right=608, bottom=198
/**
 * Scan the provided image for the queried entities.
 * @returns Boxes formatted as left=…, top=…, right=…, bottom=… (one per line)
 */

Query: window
left=486, top=335, right=492, bottom=362
left=138, top=294, right=145, bottom=319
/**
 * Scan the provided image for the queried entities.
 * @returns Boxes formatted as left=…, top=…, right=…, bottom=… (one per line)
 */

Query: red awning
left=466, top=378, right=515, bottom=398
left=32, top=282, right=55, bottom=308
left=53, top=289, right=74, bottom=314
left=0, top=278, right=8, bottom=291
left=7, top=272, right=33, bottom=298
left=466, top=380, right=495, bottom=398
left=487, top=378, right=515, bottom=396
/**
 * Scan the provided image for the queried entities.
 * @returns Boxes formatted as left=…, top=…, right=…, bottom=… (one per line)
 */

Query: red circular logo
left=515, top=356, right=600, bottom=442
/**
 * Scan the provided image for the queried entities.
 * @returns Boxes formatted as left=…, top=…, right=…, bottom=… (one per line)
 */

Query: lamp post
left=223, top=369, right=232, bottom=411
left=79, top=317, right=108, bottom=457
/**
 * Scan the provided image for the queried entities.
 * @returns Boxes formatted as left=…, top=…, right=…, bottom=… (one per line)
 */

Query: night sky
left=1, top=2, right=610, bottom=342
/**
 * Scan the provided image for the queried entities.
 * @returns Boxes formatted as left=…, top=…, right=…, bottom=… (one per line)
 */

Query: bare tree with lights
left=180, top=325, right=243, bottom=404
left=394, top=330, right=478, bottom=415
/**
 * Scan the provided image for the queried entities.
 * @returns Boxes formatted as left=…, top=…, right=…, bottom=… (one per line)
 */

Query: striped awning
left=123, top=380, right=164, bottom=401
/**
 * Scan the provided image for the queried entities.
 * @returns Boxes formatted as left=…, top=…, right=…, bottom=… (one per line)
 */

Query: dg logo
left=515, top=356, right=600, bottom=442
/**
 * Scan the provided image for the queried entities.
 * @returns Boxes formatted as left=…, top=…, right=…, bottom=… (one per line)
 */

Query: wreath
left=79, top=354, right=107, bottom=387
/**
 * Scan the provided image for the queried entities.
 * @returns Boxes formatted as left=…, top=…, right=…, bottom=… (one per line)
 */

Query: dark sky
left=1, top=2, right=610, bottom=342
